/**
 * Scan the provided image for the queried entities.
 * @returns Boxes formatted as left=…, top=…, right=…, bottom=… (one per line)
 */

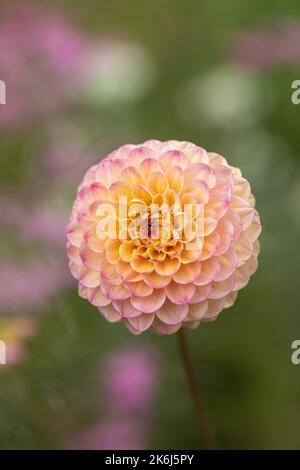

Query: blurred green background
left=1, top=0, right=300, bottom=449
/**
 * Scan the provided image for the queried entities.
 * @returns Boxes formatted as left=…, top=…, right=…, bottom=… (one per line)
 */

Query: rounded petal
left=125, top=314, right=155, bottom=333
left=100, top=304, right=121, bottom=323
left=214, top=249, right=238, bottom=282
left=194, top=258, right=220, bottom=286
left=234, top=235, right=253, bottom=267
left=165, top=166, right=184, bottom=193
left=186, top=301, right=209, bottom=321
left=224, top=291, right=238, bottom=308
left=203, top=298, right=227, bottom=320
left=154, top=257, right=180, bottom=276
left=214, top=218, right=235, bottom=256
left=156, top=299, right=188, bottom=325
left=209, top=275, right=235, bottom=299
left=151, top=318, right=182, bottom=335
left=165, top=281, right=196, bottom=305
left=120, top=166, right=143, bottom=186
left=159, top=150, right=188, bottom=170
left=147, top=172, right=168, bottom=195
left=101, top=281, right=131, bottom=301
left=84, top=225, right=105, bottom=253
left=184, top=163, right=216, bottom=189
left=139, top=158, right=163, bottom=178
left=207, top=189, right=230, bottom=219
left=183, top=320, right=201, bottom=330
left=230, top=195, right=254, bottom=230
left=126, top=281, right=153, bottom=297
left=80, top=244, right=102, bottom=271
left=66, top=221, right=83, bottom=247
left=143, top=271, right=172, bottom=288
left=116, top=260, right=143, bottom=282
left=130, top=289, right=166, bottom=313
left=87, top=287, right=110, bottom=307
left=189, top=284, right=212, bottom=304
left=245, top=212, right=262, bottom=242
left=173, top=261, right=201, bottom=284
left=131, top=257, right=155, bottom=274
left=112, top=299, right=141, bottom=318
left=79, top=267, right=100, bottom=288
left=104, top=239, right=121, bottom=264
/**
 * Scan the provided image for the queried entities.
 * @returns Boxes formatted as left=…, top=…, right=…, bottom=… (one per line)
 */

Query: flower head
left=66, top=140, right=261, bottom=335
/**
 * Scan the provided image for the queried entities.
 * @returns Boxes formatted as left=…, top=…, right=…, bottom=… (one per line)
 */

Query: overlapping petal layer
left=66, top=140, right=261, bottom=335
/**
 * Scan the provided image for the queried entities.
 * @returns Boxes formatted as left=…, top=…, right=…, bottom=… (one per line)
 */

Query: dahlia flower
left=66, top=140, right=261, bottom=335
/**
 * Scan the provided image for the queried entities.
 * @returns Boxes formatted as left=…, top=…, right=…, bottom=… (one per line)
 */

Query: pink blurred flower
left=0, top=195, right=73, bottom=314
left=230, top=18, right=300, bottom=72
left=41, top=137, right=98, bottom=188
left=0, top=4, right=88, bottom=129
left=0, top=197, right=67, bottom=247
left=66, top=345, right=160, bottom=449
left=0, top=258, right=71, bottom=314
left=21, top=206, right=67, bottom=246
left=103, top=347, right=159, bottom=413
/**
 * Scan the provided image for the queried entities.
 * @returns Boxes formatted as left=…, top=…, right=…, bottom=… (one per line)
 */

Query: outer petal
left=139, top=158, right=163, bottom=179
left=151, top=318, right=182, bottom=335
left=184, top=163, right=216, bottom=189
left=214, top=249, right=238, bottom=282
left=159, top=150, right=188, bottom=170
left=194, top=258, right=220, bottom=286
left=209, top=275, right=235, bottom=299
left=66, top=221, right=83, bottom=247
left=185, top=301, right=209, bottom=321
left=100, top=304, right=121, bottom=323
left=101, top=281, right=131, bottom=301
left=125, top=313, right=155, bottom=334
left=189, top=284, right=212, bottom=304
left=173, top=261, right=201, bottom=284
left=87, top=287, right=110, bottom=307
left=143, top=271, right=172, bottom=288
left=125, top=280, right=153, bottom=297
left=230, top=195, right=254, bottom=230
left=203, top=298, right=227, bottom=320
left=183, top=320, right=201, bottom=330
left=165, top=281, right=196, bottom=305
left=207, top=189, right=230, bottom=219
left=130, top=289, right=166, bottom=313
left=112, top=299, right=141, bottom=318
left=245, top=212, right=262, bottom=242
left=79, top=267, right=100, bottom=288
left=213, top=218, right=235, bottom=256
left=80, top=244, right=102, bottom=271
left=84, top=225, right=105, bottom=253
left=156, top=299, right=189, bottom=325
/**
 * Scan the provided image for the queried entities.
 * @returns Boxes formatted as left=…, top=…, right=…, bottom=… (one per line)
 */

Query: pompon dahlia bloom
left=66, top=140, right=261, bottom=335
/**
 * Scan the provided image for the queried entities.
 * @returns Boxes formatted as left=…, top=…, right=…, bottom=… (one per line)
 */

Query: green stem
left=177, top=328, right=218, bottom=450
